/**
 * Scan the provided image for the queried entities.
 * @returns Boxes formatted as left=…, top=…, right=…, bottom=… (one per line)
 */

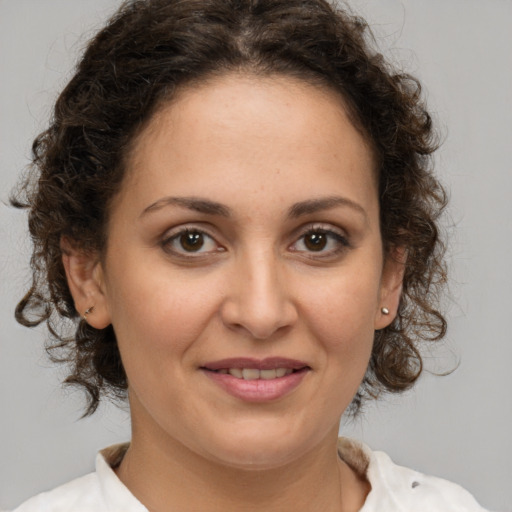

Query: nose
left=220, top=250, right=298, bottom=340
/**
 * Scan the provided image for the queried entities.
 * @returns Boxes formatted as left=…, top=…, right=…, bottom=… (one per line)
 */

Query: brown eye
left=304, top=232, right=328, bottom=251
left=290, top=227, right=349, bottom=258
left=162, top=228, right=220, bottom=256
left=179, top=231, right=205, bottom=252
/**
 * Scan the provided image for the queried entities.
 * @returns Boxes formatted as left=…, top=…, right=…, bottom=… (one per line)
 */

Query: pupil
left=305, top=232, right=327, bottom=251
left=180, top=232, right=204, bottom=251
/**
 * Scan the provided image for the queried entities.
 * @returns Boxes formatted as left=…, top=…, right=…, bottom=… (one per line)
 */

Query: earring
left=83, top=306, right=95, bottom=322
left=381, top=307, right=390, bottom=315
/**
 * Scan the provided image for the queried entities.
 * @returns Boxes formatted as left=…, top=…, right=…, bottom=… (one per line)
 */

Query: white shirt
left=12, top=439, right=490, bottom=511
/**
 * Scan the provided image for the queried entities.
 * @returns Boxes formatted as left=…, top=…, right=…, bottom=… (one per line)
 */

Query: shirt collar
left=96, top=443, right=148, bottom=511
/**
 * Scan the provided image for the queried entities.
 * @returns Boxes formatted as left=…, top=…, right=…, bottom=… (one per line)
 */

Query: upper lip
left=201, top=357, right=310, bottom=371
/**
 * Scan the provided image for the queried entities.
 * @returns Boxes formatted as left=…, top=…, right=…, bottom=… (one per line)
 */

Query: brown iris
left=304, top=232, right=328, bottom=251
left=180, top=231, right=205, bottom=252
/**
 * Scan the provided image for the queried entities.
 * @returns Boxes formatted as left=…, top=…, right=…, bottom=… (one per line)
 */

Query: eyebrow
left=287, top=196, right=368, bottom=222
left=140, top=195, right=367, bottom=221
left=140, top=196, right=232, bottom=218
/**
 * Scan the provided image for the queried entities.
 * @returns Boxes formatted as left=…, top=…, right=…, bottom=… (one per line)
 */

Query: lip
left=202, top=357, right=309, bottom=371
left=201, top=357, right=311, bottom=402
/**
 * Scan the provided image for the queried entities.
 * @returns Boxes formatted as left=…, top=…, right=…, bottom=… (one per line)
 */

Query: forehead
left=118, top=73, right=378, bottom=218
left=131, top=73, right=374, bottom=156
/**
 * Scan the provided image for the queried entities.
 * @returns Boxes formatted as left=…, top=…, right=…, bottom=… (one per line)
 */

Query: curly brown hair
left=12, top=0, right=447, bottom=416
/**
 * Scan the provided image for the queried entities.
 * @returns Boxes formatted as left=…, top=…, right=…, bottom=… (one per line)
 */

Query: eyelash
left=290, top=226, right=350, bottom=258
left=160, top=224, right=350, bottom=260
left=161, top=227, right=222, bottom=258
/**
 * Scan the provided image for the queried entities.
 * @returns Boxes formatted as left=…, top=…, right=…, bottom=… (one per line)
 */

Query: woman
left=7, top=0, right=494, bottom=510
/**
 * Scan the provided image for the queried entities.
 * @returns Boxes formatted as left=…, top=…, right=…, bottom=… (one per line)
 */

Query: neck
left=116, top=421, right=369, bottom=512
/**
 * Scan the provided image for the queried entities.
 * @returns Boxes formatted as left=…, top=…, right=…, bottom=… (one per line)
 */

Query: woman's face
left=93, top=74, right=402, bottom=468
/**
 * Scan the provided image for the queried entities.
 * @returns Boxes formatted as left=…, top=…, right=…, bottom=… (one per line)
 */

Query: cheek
left=106, top=270, right=221, bottom=417
left=302, top=270, right=380, bottom=361
left=104, top=257, right=220, bottom=361
left=295, top=272, right=379, bottom=423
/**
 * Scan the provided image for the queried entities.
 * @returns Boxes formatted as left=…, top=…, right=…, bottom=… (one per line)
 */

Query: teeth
left=242, top=369, right=260, bottom=380
left=260, top=369, right=277, bottom=380
left=276, top=368, right=287, bottom=378
left=222, top=368, right=295, bottom=380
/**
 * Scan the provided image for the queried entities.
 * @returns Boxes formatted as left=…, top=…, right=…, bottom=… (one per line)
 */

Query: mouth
left=203, top=367, right=306, bottom=380
left=201, top=358, right=310, bottom=402
left=202, top=357, right=309, bottom=374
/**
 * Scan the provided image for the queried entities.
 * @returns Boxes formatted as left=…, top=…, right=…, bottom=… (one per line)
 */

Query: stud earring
left=83, top=306, right=95, bottom=322
left=381, top=307, right=390, bottom=315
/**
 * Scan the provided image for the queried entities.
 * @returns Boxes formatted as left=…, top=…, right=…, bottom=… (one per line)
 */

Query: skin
left=63, top=74, right=404, bottom=512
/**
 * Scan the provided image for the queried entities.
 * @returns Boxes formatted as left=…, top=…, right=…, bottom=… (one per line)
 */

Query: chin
left=198, top=422, right=325, bottom=471
left=209, top=444, right=301, bottom=471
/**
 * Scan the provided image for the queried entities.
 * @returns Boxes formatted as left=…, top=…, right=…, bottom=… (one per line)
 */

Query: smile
left=201, top=358, right=310, bottom=402
left=211, top=368, right=294, bottom=380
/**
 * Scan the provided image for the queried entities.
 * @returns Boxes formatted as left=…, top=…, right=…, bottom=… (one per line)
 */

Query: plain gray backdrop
left=1, top=1, right=511, bottom=510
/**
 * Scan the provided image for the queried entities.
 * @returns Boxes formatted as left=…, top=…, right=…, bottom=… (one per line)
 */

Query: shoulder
left=338, top=438, right=490, bottom=512
left=12, top=473, right=104, bottom=512
left=368, top=449, right=489, bottom=511
left=11, top=443, right=145, bottom=512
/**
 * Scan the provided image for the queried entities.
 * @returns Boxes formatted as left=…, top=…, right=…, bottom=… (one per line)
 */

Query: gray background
left=0, top=1, right=510, bottom=510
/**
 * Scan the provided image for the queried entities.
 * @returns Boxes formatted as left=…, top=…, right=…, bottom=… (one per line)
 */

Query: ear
left=374, top=247, right=406, bottom=330
left=61, top=237, right=111, bottom=329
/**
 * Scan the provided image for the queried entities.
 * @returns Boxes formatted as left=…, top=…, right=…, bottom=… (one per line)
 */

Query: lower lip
left=202, top=369, right=309, bottom=402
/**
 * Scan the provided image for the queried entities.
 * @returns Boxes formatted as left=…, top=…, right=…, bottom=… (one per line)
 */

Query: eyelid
left=292, top=222, right=349, bottom=241
left=162, top=223, right=215, bottom=239
left=158, top=221, right=351, bottom=260
left=289, top=222, right=351, bottom=256
left=160, top=224, right=225, bottom=257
